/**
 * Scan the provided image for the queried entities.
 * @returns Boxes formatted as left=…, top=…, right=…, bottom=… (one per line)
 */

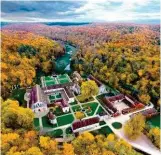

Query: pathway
left=103, top=103, right=160, bottom=155
left=107, top=123, right=161, bottom=155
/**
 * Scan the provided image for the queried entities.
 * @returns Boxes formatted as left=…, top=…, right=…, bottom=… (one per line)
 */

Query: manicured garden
left=82, top=102, right=98, bottom=116
left=72, top=105, right=82, bottom=112
left=57, top=114, right=74, bottom=126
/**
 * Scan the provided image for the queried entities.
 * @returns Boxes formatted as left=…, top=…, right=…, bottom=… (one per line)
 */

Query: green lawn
left=72, top=105, right=82, bottom=112
left=57, top=114, right=74, bottom=126
left=10, top=88, right=26, bottom=106
left=96, top=106, right=106, bottom=115
left=98, top=126, right=113, bottom=135
left=112, top=122, right=122, bottom=129
left=42, top=116, right=57, bottom=128
left=34, top=118, right=39, bottom=128
left=82, top=102, right=98, bottom=116
left=59, top=79, right=70, bottom=84
left=47, top=129, right=63, bottom=137
left=45, top=81, right=57, bottom=86
left=147, top=114, right=160, bottom=128
left=45, top=76, right=54, bottom=81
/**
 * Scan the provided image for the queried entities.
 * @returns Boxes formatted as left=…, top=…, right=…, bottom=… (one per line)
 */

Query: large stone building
left=24, top=74, right=75, bottom=116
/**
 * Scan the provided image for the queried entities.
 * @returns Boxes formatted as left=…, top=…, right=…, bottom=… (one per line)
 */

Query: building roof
left=29, top=85, right=48, bottom=108
left=72, top=117, right=100, bottom=130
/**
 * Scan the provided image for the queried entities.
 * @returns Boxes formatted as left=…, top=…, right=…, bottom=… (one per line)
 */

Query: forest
left=1, top=30, right=64, bottom=99
left=3, top=23, right=160, bottom=106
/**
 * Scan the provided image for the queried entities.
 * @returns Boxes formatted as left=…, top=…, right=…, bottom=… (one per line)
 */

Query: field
left=57, top=114, right=75, bottom=126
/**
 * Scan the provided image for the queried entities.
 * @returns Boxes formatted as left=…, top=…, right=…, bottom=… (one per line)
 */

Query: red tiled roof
left=72, top=117, right=100, bottom=130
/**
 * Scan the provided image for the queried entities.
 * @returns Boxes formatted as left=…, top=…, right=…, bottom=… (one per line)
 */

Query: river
left=55, top=43, right=77, bottom=74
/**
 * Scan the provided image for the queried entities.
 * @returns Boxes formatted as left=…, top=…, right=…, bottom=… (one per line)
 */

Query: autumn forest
left=1, top=23, right=160, bottom=155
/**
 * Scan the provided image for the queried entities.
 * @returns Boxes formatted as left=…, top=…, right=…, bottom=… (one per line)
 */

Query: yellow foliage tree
left=124, top=114, right=145, bottom=140
left=81, top=80, right=99, bottom=101
left=25, top=147, right=43, bottom=155
left=75, top=111, right=85, bottom=119
left=2, top=99, right=34, bottom=131
left=138, top=94, right=151, bottom=104
left=148, top=127, right=160, bottom=149
left=63, top=143, right=75, bottom=155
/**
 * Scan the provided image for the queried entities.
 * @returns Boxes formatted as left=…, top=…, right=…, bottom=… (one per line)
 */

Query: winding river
left=55, top=43, right=77, bottom=74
